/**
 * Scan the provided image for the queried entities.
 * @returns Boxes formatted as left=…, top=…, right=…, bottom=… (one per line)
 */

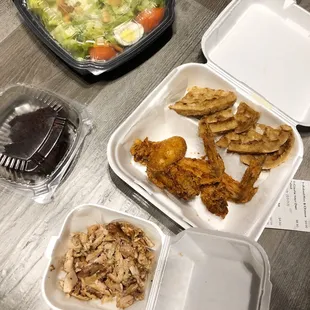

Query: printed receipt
left=266, top=180, right=310, bottom=232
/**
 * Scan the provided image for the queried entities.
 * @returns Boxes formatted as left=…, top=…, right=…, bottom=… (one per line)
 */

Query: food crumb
left=49, top=264, right=55, bottom=272
left=179, top=252, right=183, bottom=257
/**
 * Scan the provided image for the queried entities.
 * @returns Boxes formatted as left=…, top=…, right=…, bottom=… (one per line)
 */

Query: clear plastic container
left=13, top=0, right=175, bottom=75
left=107, top=0, right=309, bottom=240
left=0, top=84, right=92, bottom=203
left=43, top=204, right=272, bottom=310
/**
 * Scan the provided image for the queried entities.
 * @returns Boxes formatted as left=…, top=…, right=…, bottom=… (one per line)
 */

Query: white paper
left=266, top=180, right=310, bottom=232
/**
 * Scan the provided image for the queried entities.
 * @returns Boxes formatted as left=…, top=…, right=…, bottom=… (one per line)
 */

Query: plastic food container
left=43, top=204, right=272, bottom=310
left=0, top=84, right=92, bottom=203
left=108, top=0, right=310, bottom=240
left=13, top=0, right=175, bottom=75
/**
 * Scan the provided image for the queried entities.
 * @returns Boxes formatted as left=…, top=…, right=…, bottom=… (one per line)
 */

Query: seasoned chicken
left=117, top=295, right=135, bottom=309
left=131, top=136, right=187, bottom=171
left=235, top=102, right=260, bottom=133
left=200, top=183, right=228, bottom=218
left=63, top=270, right=78, bottom=293
left=147, top=165, right=201, bottom=200
left=59, top=222, right=155, bottom=309
left=221, top=156, right=265, bottom=203
left=169, top=86, right=237, bottom=116
left=130, top=138, right=154, bottom=165
left=147, top=156, right=221, bottom=200
left=177, top=158, right=220, bottom=185
left=130, top=84, right=294, bottom=221
left=199, top=118, right=225, bottom=177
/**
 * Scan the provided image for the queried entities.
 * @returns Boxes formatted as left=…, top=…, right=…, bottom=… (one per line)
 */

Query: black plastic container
left=13, top=0, right=175, bottom=75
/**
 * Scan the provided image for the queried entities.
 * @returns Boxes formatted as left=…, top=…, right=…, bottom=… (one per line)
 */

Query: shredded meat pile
left=59, top=221, right=155, bottom=309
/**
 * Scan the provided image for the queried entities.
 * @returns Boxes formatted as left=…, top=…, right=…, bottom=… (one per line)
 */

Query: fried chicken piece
left=130, top=136, right=187, bottom=171
left=169, top=86, right=237, bottom=116
left=221, top=156, right=265, bottom=203
left=130, top=138, right=153, bottom=165
left=238, top=156, right=265, bottom=200
left=235, top=102, right=260, bottom=133
left=147, top=136, right=187, bottom=171
left=199, top=118, right=225, bottom=177
left=177, top=158, right=220, bottom=185
left=147, top=164, right=201, bottom=200
left=147, top=158, right=220, bottom=200
left=200, top=183, right=228, bottom=218
left=240, top=126, right=294, bottom=169
left=221, top=173, right=258, bottom=204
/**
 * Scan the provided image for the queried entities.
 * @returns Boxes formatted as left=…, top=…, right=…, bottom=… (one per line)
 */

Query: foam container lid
left=43, top=204, right=272, bottom=310
left=0, top=84, right=92, bottom=203
left=202, top=0, right=310, bottom=126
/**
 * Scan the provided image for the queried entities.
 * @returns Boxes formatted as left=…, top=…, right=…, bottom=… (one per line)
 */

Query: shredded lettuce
left=28, top=0, right=48, bottom=13
left=41, top=7, right=63, bottom=30
left=136, top=0, right=159, bottom=11
left=50, top=24, right=92, bottom=57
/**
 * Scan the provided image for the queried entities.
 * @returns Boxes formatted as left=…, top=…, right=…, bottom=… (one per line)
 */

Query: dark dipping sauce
left=3, top=107, right=70, bottom=176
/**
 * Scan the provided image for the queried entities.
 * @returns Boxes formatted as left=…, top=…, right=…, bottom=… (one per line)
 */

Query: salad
left=27, top=0, right=165, bottom=61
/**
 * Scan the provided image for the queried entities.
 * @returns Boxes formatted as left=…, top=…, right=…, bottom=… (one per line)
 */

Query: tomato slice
left=135, top=8, right=165, bottom=33
left=89, top=46, right=117, bottom=61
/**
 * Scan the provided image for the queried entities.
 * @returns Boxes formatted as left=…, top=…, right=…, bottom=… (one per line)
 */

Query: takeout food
left=169, top=86, right=237, bottom=116
left=130, top=86, right=295, bottom=219
left=59, top=221, right=155, bottom=309
left=27, top=0, right=165, bottom=61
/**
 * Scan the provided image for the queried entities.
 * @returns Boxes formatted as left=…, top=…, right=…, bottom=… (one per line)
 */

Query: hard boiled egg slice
left=113, top=21, right=144, bottom=46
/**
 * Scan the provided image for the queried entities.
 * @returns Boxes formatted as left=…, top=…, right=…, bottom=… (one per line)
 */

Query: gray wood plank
left=0, top=0, right=21, bottom=43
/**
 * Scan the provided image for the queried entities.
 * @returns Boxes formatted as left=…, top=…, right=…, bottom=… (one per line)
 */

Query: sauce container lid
left=0, top=84, right=92, bottom=203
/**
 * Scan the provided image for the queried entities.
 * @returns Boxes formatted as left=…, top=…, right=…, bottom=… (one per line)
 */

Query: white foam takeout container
left=107, top=0, right=310, bottom=240
left=42, top=204, right=272, bottom=310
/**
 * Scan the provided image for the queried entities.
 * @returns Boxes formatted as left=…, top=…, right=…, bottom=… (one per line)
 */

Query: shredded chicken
left=60, top=222, right=155, bottom=309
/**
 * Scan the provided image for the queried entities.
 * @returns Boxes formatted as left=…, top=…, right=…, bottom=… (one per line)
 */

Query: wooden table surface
left=0, top=1, right=309, bottom=309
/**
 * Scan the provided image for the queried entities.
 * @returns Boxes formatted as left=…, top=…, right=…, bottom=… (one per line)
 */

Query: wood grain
left=0, top=1, right=309, bottom=310
left=0, top=1, right=21, bottom=42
